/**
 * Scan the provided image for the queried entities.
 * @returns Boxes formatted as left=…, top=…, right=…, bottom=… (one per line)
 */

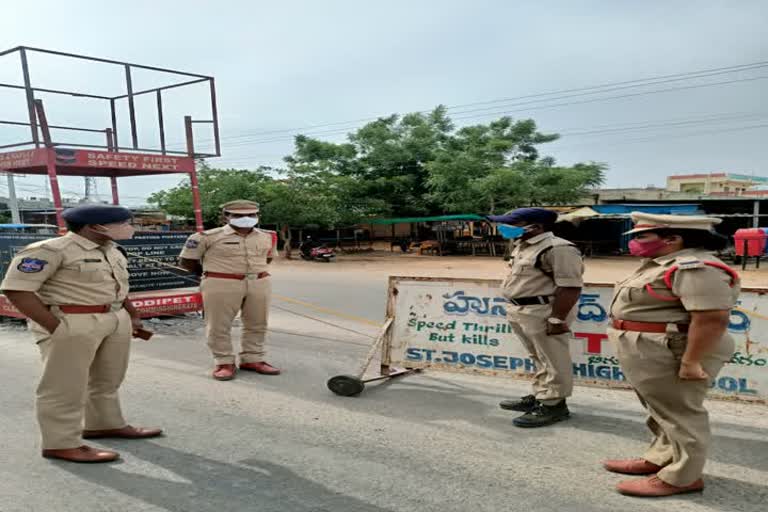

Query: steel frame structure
left=0, top=46, right=221, bottom=232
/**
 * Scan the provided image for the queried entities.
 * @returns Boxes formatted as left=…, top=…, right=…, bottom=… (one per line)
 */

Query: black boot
left=499, top=394, right=537, bottom=412
left=513, top=400, right=570, bottom=428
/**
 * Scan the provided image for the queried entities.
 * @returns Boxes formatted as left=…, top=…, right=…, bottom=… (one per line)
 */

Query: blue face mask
left=498, top=224, right=526, bottom=239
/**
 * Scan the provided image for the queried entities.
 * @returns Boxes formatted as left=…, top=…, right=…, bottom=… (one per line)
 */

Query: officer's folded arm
left=680, top=309, right=731, bottom=380
left=2, top=290, right=61, bottom=334
left=179, top=257, right=203, bottom=276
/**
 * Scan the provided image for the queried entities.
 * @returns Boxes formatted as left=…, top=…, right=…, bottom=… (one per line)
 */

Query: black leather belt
left=508, top=296, right=550, bottom=306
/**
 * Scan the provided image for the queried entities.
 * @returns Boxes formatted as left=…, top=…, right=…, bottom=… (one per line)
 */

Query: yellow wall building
left=666, top=173, right=768, bottom=195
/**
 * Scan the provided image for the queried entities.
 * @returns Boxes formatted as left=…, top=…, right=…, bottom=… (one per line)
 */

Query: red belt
left=58, top=305, right=114, bottom=314
left=611, top=318, right=689, bottom=333
left=203, top=271, right=270, bottom=280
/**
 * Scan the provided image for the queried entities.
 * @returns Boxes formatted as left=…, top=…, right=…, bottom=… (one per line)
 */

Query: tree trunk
left=280, top=224, right=293, bottom=259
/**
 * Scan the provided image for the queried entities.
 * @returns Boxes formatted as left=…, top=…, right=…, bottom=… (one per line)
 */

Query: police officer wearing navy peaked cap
left=0, top=204, right=162, bottom=463
left=488, top=207, right=584, bottom=428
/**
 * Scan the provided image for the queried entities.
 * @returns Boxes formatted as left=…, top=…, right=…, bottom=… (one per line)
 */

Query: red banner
left=0, top=294, right=23, bottom=318
left=0, top=149, right=46, bottom=171
left=0, top=292, right=203, bottom=320
left=54, top=148, right=195, bottom=173
left=130, top=292, right=203, bottom=318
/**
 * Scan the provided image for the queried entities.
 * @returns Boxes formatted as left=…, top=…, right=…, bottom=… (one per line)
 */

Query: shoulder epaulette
left=675, top=255, right=705, bottom=271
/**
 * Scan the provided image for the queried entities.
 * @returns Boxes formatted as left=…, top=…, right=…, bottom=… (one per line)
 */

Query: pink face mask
left=628, top=238, right=668, bottom=257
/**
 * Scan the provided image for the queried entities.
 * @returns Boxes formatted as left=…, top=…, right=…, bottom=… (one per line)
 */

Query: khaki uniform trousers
left=608, top=327, right=734, bottom=486
left=508, top=304, right=575, bottom=402
left=201, top=276, right=271, bottom=365
left=31, top=308, right=131, bottom=450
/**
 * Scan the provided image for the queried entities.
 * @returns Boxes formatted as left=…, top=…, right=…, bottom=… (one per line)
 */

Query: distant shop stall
left=363, top=214, right=506, bottom=256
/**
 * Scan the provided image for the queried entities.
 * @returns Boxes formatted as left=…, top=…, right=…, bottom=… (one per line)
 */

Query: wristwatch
left=547, top=317, right=566, bottom=325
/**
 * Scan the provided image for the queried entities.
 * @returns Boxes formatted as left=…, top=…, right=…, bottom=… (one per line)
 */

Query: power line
left=201, top=75, right=768, bottom=150
left=558, top=112, right=768, bottom=137
left=91, top=111, right=768, bottom=171
left=550, top=123, right=768, bottom=152
left=167, top=59, right=768, bottom=147
left=450, top=75, right=768, bottom=121
left=211, top=110, right=768, bottom=161
left=208, top=119, right=768, bottom=169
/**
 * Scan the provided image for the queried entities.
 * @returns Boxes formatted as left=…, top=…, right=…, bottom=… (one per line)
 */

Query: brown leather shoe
left=213, top=364, right=237, bottom=380
left=239, top=361, right=281, bottom=375
left=616, top=476, right=704, bottom=497
left=83, top=425, right=163, bottom=440
left=603, top=458, right=663, bottom=475
left=42, top=445, right=119, bottom=463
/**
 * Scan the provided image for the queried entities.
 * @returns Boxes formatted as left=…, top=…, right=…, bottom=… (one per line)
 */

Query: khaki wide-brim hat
left=624, top=212, right=722, bottom=235
left=221, top=200, right=260, bottom=214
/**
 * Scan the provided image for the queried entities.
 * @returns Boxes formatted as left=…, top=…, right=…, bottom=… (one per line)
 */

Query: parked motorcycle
left=299, top=239, right=336, bottom=262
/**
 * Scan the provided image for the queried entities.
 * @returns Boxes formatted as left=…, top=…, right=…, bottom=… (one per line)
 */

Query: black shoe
left=499, top=394, right=538, bottom=412
left=513, top=400, right=570, bottom=428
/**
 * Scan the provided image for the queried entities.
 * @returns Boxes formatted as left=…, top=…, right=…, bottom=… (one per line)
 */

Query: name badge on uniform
left=17, top=258, right=47, bottom=273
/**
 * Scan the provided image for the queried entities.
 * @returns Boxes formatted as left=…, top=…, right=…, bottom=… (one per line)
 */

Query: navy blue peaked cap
left=61, top=204, right=133, bottom=225
left=487, top=208, right=558, bottom=225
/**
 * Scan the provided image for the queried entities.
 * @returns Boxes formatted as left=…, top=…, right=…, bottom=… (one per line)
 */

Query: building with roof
left=666, top=172, right=768, bottom=196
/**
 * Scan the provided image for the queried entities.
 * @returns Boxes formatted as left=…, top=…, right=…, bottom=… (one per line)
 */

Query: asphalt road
left=0, top=264, right=766, bottom=512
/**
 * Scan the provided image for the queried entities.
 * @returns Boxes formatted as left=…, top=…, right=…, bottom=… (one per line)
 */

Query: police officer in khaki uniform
left=489, top=208, right=584, bottom=428
left=180, top=200, right=279, bottom=381
left=0, top=205, right=162, bottom=463
left=603, top=213, right=739, bottom=497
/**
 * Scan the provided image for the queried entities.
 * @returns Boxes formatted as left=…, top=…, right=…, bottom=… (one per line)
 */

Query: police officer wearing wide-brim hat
left=488, top=208, right=584, bottom=428
left=179, top=200, right=280, bottom=381
left=603, top=213, right=739, bottom=497
left=0, top=204, right=162, bottom=463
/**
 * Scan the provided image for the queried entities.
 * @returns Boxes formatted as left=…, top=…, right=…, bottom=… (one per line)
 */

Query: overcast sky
left=1, top=1, right=766, bottom=206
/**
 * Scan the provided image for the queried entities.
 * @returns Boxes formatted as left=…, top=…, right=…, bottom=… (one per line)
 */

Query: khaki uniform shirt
left=610, top=248, right=740, bottom=323
left=179, top=225, right=273, bottom=274
left=0, top=232, right=130, bottom=305
left=501, top=232, right=584, bottom=299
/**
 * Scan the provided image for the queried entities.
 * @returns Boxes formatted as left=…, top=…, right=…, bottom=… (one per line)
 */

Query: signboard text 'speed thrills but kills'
left=386, top=277, right=767, bottom=402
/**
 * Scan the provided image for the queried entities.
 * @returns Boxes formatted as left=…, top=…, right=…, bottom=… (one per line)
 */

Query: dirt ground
left=276, top=251, right=768, bottom=287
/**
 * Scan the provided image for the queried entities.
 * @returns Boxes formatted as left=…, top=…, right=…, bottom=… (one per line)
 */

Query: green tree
left=284, top=109, right=604, bottom=217
left=147, top=163, right=275, bottom=226
left=471, top=160, right=606, bottom=213
left=147, top=163, right=387, bottom=258
left=150, top=107, right=606, bottom=246
left=425, top=117, right=562, bottom=213
left=286, top=107, right=453, bottom=216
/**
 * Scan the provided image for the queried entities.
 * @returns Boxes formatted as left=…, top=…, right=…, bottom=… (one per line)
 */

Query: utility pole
left=84, top=176, right=98, bottom=203
left=5, top=173, right=22, bottom=223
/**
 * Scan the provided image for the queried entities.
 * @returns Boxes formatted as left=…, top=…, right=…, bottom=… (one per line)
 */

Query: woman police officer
left=603, top=212, right=739, bottom=497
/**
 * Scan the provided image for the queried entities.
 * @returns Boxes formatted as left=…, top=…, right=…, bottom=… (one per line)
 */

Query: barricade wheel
left=327, top=375, right=365, bottom=396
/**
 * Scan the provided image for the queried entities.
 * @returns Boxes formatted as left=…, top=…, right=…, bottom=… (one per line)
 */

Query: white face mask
left=229, top=216, right=259, bottom=229
left=95, top=222, right=135, bottom=240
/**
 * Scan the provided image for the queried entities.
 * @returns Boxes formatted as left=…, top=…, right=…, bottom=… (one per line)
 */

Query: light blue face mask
left=498, top=224, right=526, bottom=239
